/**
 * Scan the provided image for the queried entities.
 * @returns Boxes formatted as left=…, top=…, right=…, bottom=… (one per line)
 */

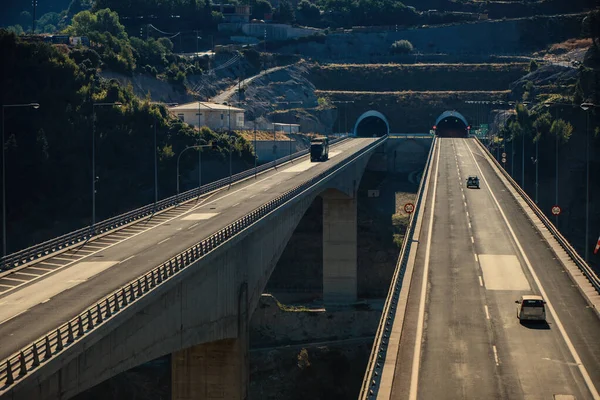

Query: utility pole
left=32, top=0, right=37, bottom=34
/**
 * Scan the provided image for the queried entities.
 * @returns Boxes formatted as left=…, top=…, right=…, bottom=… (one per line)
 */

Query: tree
left=65, top=9, right=127, bottom=40
left=529, top=59, right=538, bottom=72
left=550, top=119, right=573, bottom=142
left=390, top=39, right=413, bottom=54
left=532, top=112, right=551, bottom=141
left=252, top=0, right=273, bottom=20
left=275, top=0, right=295, bottom=23
left=582, top=9, right=600, bottom=50
left=296, top=0, right=320, bottom=25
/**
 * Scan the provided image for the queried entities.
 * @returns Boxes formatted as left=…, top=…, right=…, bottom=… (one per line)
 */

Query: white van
left=515, top=295, right=546, bottom=321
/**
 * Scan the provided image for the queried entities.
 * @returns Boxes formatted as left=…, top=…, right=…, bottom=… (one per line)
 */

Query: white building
left=273, top=123, right=301, bottom=134
left=168, top=102, right=245, bottom=131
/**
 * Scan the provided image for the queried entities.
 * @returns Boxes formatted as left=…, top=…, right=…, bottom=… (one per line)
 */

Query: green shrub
left=390, top=40, right=414, bottom=54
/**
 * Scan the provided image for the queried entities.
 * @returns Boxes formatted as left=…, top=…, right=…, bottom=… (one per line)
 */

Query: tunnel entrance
left=435, top=111, right=469, bottom=138
left=353, top=110, right=390, bottom=137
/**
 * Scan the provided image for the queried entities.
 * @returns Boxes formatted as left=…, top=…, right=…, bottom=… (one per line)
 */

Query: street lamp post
left=1, top=102, right=40, bottom=257
left=176, top=144, right=213, bottom=201
left=92, top=102, right=122, bottom=230
left=581, top=102, right=595, bottom=262
left=149, top=102, right=178, bottom=208
left=275, top=101, right=303, bottom=161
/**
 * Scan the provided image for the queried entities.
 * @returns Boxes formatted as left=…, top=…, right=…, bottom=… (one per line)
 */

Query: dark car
left=466, top=175, right=480, bottom=189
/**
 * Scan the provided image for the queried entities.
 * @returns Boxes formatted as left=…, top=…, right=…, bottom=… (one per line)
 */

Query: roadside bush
left=390, top=39, right=413, bottom=54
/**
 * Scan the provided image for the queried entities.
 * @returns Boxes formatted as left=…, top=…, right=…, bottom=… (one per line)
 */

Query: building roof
left=169, top=101, right=245, bottom=112
left=273, top=123, right=301, bottom=127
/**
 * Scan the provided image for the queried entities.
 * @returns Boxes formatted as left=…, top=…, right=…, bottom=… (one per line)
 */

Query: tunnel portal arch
left=435, top=111, right=469, bottom=138
left=353, top=110, right=390, bottom=137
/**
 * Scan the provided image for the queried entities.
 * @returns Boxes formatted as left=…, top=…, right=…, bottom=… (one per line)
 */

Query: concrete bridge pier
left=172, top=283, right=249, bottom=400
left=322, top=189, right=358, bottom=305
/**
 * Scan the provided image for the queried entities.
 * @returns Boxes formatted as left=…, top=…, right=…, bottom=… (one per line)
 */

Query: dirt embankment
left=310, top=63, right=529, bottom=92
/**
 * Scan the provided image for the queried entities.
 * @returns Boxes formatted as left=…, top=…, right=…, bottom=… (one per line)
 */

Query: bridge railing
left=358, top=136, right=437, bottom=400
left=473, top=139, right=600, bottom=294
left=0, top=136, right=350, bottom=272
left=0, top=135, right=386, bottom=390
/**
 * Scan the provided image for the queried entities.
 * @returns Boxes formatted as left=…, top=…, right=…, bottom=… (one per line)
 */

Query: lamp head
left=581, top=102, right=594, bottom=111
left=31, top=103, right=40, bottom=109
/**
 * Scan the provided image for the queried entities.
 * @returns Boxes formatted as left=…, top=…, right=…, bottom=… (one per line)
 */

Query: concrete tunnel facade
left=353, top=110, right=390, bottom=137
left=434, top=110, right=470, bottom=138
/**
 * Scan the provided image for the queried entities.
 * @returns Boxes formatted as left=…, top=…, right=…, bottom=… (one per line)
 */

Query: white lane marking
left=29, top=266, right=52, bottom=272
left=0, top=261, right=118, bottom=324
left=493, top=345, right=500, bottom=366
left=52, top=256, right=79, bottom=261
left=464, top=201, right=467, bottom=207
left=474, top=253, right=479, bottom=262
left=232, top=202, right=240, bottom=207
left=409, top=139, right=440, bottom=400
left=14, top=272, right=41, bottom=277
left=38, top=261, right=65, bottom=267
left=479, top=276, right=484, bottom=286
left=181, top=213, right=219, bottom=221
left=465, top=140, right=600, bottom=399
left=41, top=298, right=50, bottom=304
left=468, top=222, right=472, bottom=229
left=187, top=223, right=199, bottom=230
left=3, top=277, right=27, bottom=282
left=0, top=309, right=29, bottom=325
left=158, top=238, right=171, bottom=245
left=119, top=255, right=135, bottom=264
left=249, top=194, right=256, bottom=199
left=484, top=305, right=490, bottom=320
left=466, top=212, right=469, bottom=218
left=0, top=284, right=15, bottom=288
left=471, top=236, right=475, bottom=244
left=263, top=186, right=271, bottom=191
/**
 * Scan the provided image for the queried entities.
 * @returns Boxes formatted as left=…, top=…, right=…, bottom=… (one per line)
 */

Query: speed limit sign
left=502, top=157, right=507, bottom=163
left=502, top=152, right=507, bottom=158
left=551, top=205, right=561, bottom=216
left=404, top=203, right=415, bottom=214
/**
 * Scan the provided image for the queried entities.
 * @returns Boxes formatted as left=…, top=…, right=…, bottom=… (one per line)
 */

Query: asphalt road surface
left=0, top=138, right=377, bottom=362
left=390, top=138, right=600, bottom=400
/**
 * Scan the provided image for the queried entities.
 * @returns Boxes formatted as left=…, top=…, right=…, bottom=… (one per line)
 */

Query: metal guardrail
left=474, top=139, right=600, bottom=294
left=0, top=136, right=350, bottom=272
left=0, top=135, right=386, bottom=390
left=359, top=137, right=437, bottom=400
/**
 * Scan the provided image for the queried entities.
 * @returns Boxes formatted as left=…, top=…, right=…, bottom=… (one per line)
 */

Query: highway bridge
left=0, top=135, right=388, bottom=400
left=361, top=137, right=600, bottom=400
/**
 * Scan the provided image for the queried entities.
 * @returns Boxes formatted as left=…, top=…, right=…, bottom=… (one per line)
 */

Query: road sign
left=551, top=205, right=561, bottom=216
left=502, top=157, right=506, bottom=163
left=502, top=152, right=507, bottom=158
left=404, top=203, right=415, bottom=214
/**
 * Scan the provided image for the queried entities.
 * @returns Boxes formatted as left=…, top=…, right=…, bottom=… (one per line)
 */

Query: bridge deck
left=387, top=138, right=600, bottom=400
left=0, top=138, right=378, bottom=362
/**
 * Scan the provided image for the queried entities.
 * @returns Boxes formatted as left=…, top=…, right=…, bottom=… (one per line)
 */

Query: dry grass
left=236, top=130, right=326, bottom=142
left=548, top=38, right=592, bottom=54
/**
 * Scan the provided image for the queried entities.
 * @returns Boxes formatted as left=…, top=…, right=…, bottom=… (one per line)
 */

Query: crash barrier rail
left=474, top=138, right=600, bottom=295
left=358, top=137, right=437, bottom=400
left=0, top=136, right=350, bottom=272
left=0, top=135, right=386, bottom=390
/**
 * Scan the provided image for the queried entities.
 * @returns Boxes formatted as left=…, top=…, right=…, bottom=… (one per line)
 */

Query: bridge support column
left=172, top=282, right=249, bottom=400
left=171, top=338, right=247, bottom=400
left=323, top=190, right=357, bottom=304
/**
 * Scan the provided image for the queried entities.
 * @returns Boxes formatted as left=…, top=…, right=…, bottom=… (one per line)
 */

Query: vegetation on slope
left=0, top=29, right=254, bottom=253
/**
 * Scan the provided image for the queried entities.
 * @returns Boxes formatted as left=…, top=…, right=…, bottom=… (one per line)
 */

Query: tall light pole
left=92, top=102, right=122, bottom=230
left=544, top=101, right=559, bottom=226
left=1, top=102, right=40, bottom=257
left=508, top=101, right=516, bottom=177
left=275, top=101, right=303, bottom=160
left=149, top=102, right=178, bottom=208
left=581, top=102, right=595, bottom=262
left=331, top=100, right=354, bottom=135
left=176, top=144, right=214, bottom=201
